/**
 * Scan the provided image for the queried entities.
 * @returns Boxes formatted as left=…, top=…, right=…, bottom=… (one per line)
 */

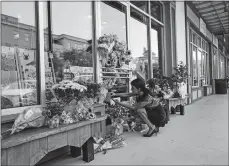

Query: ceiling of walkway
left=191, top=1, right=229, bottom=36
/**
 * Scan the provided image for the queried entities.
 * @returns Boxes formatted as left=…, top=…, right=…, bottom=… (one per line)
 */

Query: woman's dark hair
left=131, top=78, right=149, bottom=99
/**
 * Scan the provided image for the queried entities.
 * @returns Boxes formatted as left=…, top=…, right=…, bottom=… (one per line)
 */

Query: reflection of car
left=1, top=80, right=37, bottom=109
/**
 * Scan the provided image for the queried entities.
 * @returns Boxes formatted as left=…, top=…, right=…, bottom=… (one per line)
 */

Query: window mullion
left=38, top=2, right=46, bottom=106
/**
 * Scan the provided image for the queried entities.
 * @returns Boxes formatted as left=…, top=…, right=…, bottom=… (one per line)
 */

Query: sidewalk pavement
left=40, top=94, right=228, bottom=165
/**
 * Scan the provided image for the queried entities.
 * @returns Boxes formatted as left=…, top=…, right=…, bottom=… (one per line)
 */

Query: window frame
left=1, top=1, right=165, bottom=123
left=24, top=33, right=30, bottom=42
left=190, top=28, right=210, bottom=87
left=1, top=2, right=45, bottom=123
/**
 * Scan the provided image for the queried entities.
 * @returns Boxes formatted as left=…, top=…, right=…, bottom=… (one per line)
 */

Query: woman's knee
left=137, top=108, right=147, bottom=115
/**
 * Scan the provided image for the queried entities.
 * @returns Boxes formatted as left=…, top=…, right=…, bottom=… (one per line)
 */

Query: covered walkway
left=39, top=94, right=228, bottom=165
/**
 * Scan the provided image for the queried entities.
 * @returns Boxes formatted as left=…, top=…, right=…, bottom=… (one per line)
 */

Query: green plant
left=170, top=61, right=188, bottom=98
left=62, top=49, right=93, bottom=67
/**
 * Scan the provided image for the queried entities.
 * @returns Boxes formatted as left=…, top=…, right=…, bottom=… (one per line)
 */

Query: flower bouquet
left=52, top=80, right=87, bottom=105
left=97, top=34, right=131, bottom=68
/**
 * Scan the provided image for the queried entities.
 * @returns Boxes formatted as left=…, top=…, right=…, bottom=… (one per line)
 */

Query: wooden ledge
left=2, top=115, right=107, bottom=149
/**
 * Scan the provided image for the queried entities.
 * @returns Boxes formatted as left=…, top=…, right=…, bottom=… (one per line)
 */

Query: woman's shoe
left=143, top=127, right=159, bottom=137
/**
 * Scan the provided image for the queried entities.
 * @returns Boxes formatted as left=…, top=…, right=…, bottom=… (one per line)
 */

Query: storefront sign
left=200, top=18, right=206, bottom=36
left=187, top=6, right=199, bottom=28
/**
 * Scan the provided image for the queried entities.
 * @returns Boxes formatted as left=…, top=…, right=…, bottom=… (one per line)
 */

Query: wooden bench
left=1, top=116, right=107, bottom=166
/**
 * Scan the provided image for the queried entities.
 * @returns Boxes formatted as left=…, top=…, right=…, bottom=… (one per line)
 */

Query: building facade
left=1, top=1, right=228, bottom=122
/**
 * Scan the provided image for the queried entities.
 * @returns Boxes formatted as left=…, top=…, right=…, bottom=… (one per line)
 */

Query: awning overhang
left=191, top=1, right=229, bottom=36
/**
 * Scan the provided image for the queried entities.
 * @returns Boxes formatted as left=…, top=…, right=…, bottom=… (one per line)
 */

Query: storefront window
left=51, top=2, right=93, bottom=83
left=220, top=54, right=225, bottom=79
left=201, top=52, right=206, bottom=85
left=190, top=29, right=209, bottom=86
left=197, top=36, right=201, bottom=48
left=1, top=2, right=39, bottom=110
left=192, top=47, right=198, bottom=86
left=192, top=33, right=196, bottom=45
left=213, top=47, right=217, bottom=79
left=151, top=27, right=159, bottom=78
left=228, top=60, right=229, bottom=77
left=130, top=1, right=148, bottom=13
left=197, top=49, right=202, bottom=86
left=150, top=1, right=162, bottom=21
left=99, top=2, right=126, bottom=43
left=98, top=1, right=129, bottom=94
left=202, top=40, right=205, bottom=51
left=43, top=2, right=49, bottom=51
left=171, top=7, right=176, bottom=69
left=130, top=7, right=149, bottom=80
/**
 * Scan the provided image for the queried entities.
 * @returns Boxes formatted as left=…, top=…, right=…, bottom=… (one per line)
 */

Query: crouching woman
left=110, top=78, right=167, bottom=137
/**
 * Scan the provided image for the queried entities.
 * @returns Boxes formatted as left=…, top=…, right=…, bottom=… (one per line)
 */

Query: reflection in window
left=130, top=8, right=149, bottom=80
left=24, top=33, right=29, bottom=42
left=150, top=27, right=159, bottom=78
left=213, top=47, right=218, bottom=78
left=98, top=2, right=130, bottom=96
left=51, top=2, right=93, bottom=83
left=220, top=55, right=225, bottom=79
left=201, top=52, right=206, bottom=85
left=130, top=1, right=148, bottom=13
left=150, top=1, right=162, bottom=21
left=13, top=31, right=19, bottom=40
left=99, top=2, right=126, bottom=43
left=192, top=33, right=196, bottom=44
left=192, top=47, right=197, bottom=86
left=171, top=8, right=176, bottom=68
left=43, top=2, right=49, bottom=51
left=197, top=49, right=202, bottom=86
left=228, top=61, right=229, bottom=77
left=1, top=2, right=38, bottom=109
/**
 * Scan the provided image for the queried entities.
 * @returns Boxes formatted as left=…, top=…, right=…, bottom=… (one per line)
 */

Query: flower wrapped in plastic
left=47, top=115, right=60, bottom=128
left=2, top=107, right=46, bottom=138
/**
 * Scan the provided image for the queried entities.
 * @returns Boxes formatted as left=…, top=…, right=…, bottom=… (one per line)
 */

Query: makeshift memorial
left=2, top=107, right=46, bottom=138
left=43, top=80, right=106, bottom=128
left=93, top=135, right=126, bottom=154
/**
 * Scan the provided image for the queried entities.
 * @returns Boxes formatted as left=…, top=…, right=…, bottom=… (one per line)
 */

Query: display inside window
left=50, top=2, right=93, bottom=85
left=98, top=2, right=131, bottom=97
left=1, top=2, right=39, bottom=109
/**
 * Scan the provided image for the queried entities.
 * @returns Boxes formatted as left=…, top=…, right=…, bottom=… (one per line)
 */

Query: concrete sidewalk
left=40, top=94, right=228, bottom=165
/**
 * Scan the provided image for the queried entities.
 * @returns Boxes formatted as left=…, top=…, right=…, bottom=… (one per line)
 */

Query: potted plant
left=169, top=61, right=188, bottom=98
